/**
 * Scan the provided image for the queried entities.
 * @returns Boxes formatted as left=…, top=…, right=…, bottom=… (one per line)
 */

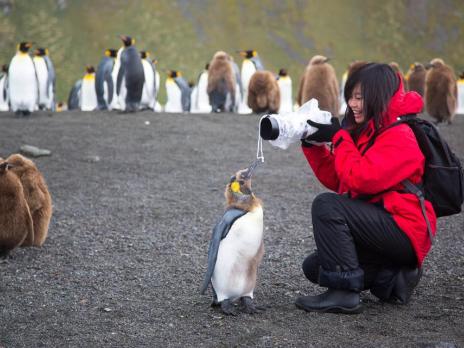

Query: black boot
left=371, top=267, right=422, bottom=305
left=295, top=289, right=363, bottom=314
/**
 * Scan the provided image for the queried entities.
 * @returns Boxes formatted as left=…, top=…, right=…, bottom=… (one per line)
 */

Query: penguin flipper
left=200, top=208, right=247, bottom=294
left=106, top=72, right=114, bottom=105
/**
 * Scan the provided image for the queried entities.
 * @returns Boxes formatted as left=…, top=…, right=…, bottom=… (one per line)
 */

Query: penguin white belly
left=81, top=77, right=97, bottom=111
left=165, top=80, right=182, bottom=113
left=278, top=78, right=293, bottom=113
left=0, top=75, right=8, bottom=111
left=457, top=81, right=464, bottom=115
left=190, top=86, right=199, bottom=113
left=141, top=60, right=155, bottom=109
left=212, top=206, right=264, bottom=302
left=33, top=57, right=49, bottom=108
left=109, top=48, right=123, bottom=110
left=196, top=72, right=212, bottom=113
left=238, top=60, right=257, bottom=114
left=118, top=77, right=127, bottom=111
left=8, top=55, right=38, bottom=112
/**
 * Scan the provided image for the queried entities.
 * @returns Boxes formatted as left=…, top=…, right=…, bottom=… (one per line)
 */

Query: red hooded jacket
left=302, top=78, right=436, bottom=266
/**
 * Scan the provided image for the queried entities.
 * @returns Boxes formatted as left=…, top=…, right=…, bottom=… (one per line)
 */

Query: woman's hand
left=305, top=117, right=341, bottom=143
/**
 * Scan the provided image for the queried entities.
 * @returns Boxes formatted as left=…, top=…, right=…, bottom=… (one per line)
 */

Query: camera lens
left=260, top=116, right=280, bottom=140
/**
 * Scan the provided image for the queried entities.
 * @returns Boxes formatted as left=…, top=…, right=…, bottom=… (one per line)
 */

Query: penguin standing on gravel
left=33, top=48, right=55, bottom=111
left=201, top=163, right=264, bottom=315
left=8, top=42, right=38, bottom=116
left=139, top=51, right=157, bottom=110
left=190, top=63, right=212, bottom=113
left=0, top=64, right=9, bottom=111
left=207, top=51, right=237, bottom=113
left=95, top=48, right=117, bottom=110
left=277, top=68, right=293, bottom=113
left=247, top=70, right=280, bottom=114
left=238, top=50, right=264, bottom=114
left=81, top=66, right=97, bottom=111
left=406, top=62, right=426, bottom=97
left=164, top=70, right=190, bottom=113
left=117, top=35, right=145, bottom=112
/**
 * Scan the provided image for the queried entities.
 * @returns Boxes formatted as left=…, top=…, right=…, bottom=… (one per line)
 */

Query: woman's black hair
left=343, top=63, right=399, bottom=132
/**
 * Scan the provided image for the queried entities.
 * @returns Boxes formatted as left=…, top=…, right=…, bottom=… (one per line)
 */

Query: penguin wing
left=44, top=56, right=56, bottom=99
left=116, top=51, right=127, bottom=95
left=251, top=57, right=264, bottom=71
left=175, top=77, right=191, bottom=112
left=105, top=66, right=114, bottom=105
left=200, top=208, right=247, bottom=294
left=68, top=80, right=82, bottom=110
left=148, top=60, right=158, bottom=97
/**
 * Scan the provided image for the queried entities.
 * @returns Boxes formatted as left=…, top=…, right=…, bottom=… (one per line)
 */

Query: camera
left=259, top=99, right=332, bottom=149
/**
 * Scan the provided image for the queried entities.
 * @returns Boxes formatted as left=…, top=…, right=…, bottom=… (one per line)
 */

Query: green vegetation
left=1, top=0, right=463, bottom=103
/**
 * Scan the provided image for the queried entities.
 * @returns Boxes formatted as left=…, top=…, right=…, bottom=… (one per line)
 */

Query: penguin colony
left=0, top=155, right=52, bottom=257
left=2, top=40, right=462, bottom=119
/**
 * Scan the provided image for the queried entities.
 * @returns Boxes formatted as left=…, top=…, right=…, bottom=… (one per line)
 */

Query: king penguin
left=165, top=70, right=191, bottom=113
left=33, top=48, right=55, bottom=111
left=207, top=52, right=237, bottom=113
left=8, top=42, right=38, bottom=116
left=139, top=51, right=157, bottom=110
left=201, top=162, right=264, bottom=315
left=80, top=66, right=97, bottom=111
left=406, top=62, right=426, bottom=97
left=237, top=50, right=264, bottom=114
left=109, top=44, right=124, bottom=110
left=277, top=68, right=293, bottom=113
left=116, top=35, right=145, bottom=112
left=457, top=71, right=464, bottom=115
left=0, top=64, right=9, bottom=111
left=152, top=58, right=163, bottom=112
left=67, top=79, right=82, bottom=110
left=191, top=63, right=212, bottom=113
left=96, top=48, right=117, bottom=110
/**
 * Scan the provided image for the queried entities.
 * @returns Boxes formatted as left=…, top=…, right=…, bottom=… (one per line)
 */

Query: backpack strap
left=401, top=179, right=434, bottom=244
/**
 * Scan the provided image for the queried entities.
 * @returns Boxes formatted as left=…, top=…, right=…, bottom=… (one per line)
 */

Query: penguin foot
left=220, top=299, right=238, bottom=316
left=240, top=296, right=265, bottom=314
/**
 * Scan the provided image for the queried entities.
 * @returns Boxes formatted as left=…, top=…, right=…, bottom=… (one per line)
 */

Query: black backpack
left=364, top=114, right=464, bottom=242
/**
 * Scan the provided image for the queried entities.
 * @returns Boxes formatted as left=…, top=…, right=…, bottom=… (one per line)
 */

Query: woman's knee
left=311, top=192, right=340, bottom=219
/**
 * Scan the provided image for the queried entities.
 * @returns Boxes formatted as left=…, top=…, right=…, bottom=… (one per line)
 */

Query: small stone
left=101, top=307, right=112, bottom=312
left=20, top=145, right=51, bottom=157
left=145, top=121, right=150, bottom=125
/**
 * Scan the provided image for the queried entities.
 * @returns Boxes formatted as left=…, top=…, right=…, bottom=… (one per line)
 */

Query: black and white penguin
left=116, top=35, right=145, bottom=112
left=139, top=51, right=157, bottom=110
left=277, top=68, right=293, bottom=113
left=207, top=52, right=237, bottom=113
left=67, top=79, right=82, bottom=110
left=0, top=64, right=9, bottom=111
left=165, top=70, right=191, bottom=113
left=201, top=163, right=264, bottom=315
left=33, top=48, right=55, bottom=111
left=190, top=63, right=212, bottom=113
left=95, top=48, right=117, bottom=110
left=237, top=50, right=264, bottom=114
left=109, top=45, right=124, bottom=110
left=8, top=42, right=38, bottom=115
left=81, top=66, right=97, bottom=111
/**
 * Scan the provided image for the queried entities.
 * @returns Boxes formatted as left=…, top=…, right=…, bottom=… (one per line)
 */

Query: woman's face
left=348, top=84, right=365, bottom=124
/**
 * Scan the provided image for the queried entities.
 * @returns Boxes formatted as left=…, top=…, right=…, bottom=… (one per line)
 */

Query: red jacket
left=302, top=78, right=436, bottom=266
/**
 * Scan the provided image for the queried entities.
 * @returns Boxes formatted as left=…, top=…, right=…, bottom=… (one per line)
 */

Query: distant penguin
left=191, top=63, right=212, bottom=113
left=67, top=79, right=82, bottom=110
left=277, top=68, right=292, bottom=113
left=109, top=45, right=124, bottom=110
left=389, top=62, right=406, bottom=87
left=201, top=165, right=264, bottom=315
left=96, top=48, right=117, bottom=110
left=298, top=55, right=339, bottom=117
left=247, top=70, right=280, bottom=114
left=6, top=154, right=52, bottom=247
left=207, top=52, right=237, bottom=113
left=338, top=70, right=348, bottom=115
left=116, top=35, right=145, bottom=112
left=152, top=58, right=162, bottom=112
left=457, top=71, right=464, bottom=115
left=406, top=62, right=426, bottom=97
left=0, top=64, right=9, bottom=111
left=8, top=42, right=38, bottom=116
left=33, top=48, right=55, bottom=111
left=165, top=70, right=191, bottom=113
left=81, top=66, right=97, bottom=111
left=238, top=50, right=264, bottom=114
left=425, top=58, right=458, bottom=124
left=139, top=51, right=157, bottom=110
left=0, top=161, right=33, bottom=257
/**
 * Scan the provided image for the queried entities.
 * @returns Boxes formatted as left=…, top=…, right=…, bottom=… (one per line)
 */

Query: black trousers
left=303, top=192, right=416, bottom=291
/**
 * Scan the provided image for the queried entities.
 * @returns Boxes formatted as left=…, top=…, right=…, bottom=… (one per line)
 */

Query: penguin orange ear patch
left=230, top=181, right=241, bottom=193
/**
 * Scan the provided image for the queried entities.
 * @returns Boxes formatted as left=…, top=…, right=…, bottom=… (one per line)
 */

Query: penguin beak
left=241, top=159, right=260, bottom=180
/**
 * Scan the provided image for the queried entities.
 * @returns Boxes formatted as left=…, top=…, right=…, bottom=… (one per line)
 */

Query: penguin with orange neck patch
left=201, top=161, right=264, bottom=315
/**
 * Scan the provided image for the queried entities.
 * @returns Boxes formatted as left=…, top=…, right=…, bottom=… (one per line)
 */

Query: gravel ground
left=0, top=110, right=463, bottom=348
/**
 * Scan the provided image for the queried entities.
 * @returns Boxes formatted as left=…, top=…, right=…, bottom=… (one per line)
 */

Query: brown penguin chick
left=347, top=60, right=368, bottom=79
left=224, top=169, right=262, bottom=213
left=389, top=62, right=406, bottom=87
left=298, top=55, right=339, bottom=117
left=406, top=62, right=426, bottom=97
left=425, top=58, right=458, bottom=124
left=6, top=154, right=52, bottom=246
left=207, top=51, right=236, bottom=112
left=247, top=70, right=280, bottom=114
left=0, top=161, right=34, bottom=257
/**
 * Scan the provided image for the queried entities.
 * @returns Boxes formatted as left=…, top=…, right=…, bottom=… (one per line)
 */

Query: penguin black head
left=204, top=63, right=210, bottom=70
left=85, top=66, right=95, bottom=74
left=105, top=49, right=118, bottom=58
left=459, top=71, right=464, bottom=80
left=120, top=35, right=134, bottom=47
left=239, top=50, right=257, bottom=59
left=167, top=70, right=179, bottom=78
left=278, top=68, right=288, bottom=77
left=18, top=42, right=33, bottom=53
left=1, top=64, right=8, bottom=73
left=140, top=51, right=149, bottom=59
left=34, top=48, right=47, bottom=56
left=225, top=164, right=261, bottom=212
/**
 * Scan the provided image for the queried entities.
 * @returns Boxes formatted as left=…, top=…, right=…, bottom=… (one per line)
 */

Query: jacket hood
left=383, top=73, right=423, bottom=125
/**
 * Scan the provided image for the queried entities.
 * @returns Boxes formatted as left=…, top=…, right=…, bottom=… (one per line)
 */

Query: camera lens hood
left=260, top=116, right=280, bottom=140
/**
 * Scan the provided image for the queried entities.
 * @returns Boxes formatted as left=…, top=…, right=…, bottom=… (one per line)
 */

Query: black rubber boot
left=390, top=267, right=423, bottom=304
left=295, top=289, right=363, bottom=314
